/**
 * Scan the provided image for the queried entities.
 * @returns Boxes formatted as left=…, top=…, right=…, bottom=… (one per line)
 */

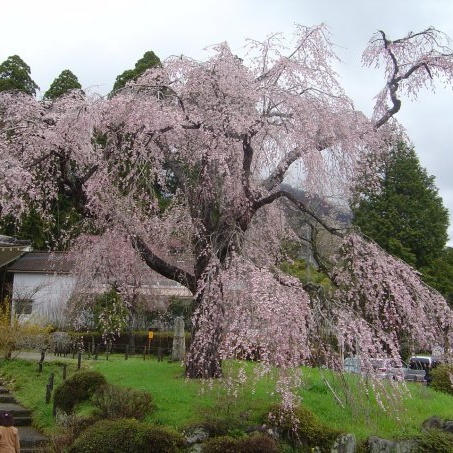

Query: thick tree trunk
left=185, top=288, right=224, bottom=379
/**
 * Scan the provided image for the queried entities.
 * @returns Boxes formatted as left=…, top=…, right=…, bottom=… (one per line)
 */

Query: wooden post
left=48, top=372, right=54, bottom=391
left=63, top=364, right=67, bottom=380
left=125, top=345, right=129, bottom=360
left=45, top=383, right=52, bottom=404
left=77, top=351, right=82, bottom=370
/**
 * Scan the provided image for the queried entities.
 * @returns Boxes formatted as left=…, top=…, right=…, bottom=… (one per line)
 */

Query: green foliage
left=112, top=50, right=161, bottom=93
left=240, top=433, right=280, bottom=452
left=43, top=69, right=82, bottom=100
left=0, top=193, right=85, bottom=251
left=269, top=404, right=342, bottom=450
left=92, top=289, right=128, bottom=337
left=91, top=383, right=154, bottom=420
left=203, top=435, right=240, bottom=452
left=352, top=142, right=449, bottom=269
left=430, top=364, right=453, bottom=395
left=420, top=247, right=453, bottom=306
left=414, top=429, right=453, bottom=453
left=68, top=418, right=183, bottom=453
left=0, top=55, right=39, bottom=95
left=53, top=370, right=107, bottom=414
left=280, top=259, right=331, bottom=290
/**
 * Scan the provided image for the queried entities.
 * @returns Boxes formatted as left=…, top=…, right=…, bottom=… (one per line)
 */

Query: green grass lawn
left=1, top=354, right=452, bottom=443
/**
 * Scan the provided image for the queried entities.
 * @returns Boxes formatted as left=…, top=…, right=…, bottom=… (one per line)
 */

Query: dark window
left=14, top=298, right=33, bottom=315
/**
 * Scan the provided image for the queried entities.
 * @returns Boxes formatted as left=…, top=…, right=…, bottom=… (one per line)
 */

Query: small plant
left=44, top=412, right=93, bottom=453
left=0, top=299, right=51, bottom=358
left=53, top=370, right=107, bottom=414
left=91, top=383, right=154, bottom=420
left=430, top=364, right=453, bottom=395
left=68, top=418, right=184, bottom=453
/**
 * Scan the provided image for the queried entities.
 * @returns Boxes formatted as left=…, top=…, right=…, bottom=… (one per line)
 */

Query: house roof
left=0, top=235, right=32, bottom=268
left=7, top=252, right=74, bottom=274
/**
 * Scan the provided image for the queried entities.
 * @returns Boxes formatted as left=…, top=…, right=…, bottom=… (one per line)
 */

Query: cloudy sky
left=2, top=0, right=453, bottom=243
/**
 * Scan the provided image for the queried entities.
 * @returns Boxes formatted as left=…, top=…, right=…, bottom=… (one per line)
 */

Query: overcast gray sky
left=2, top=0, right=453, bottom=243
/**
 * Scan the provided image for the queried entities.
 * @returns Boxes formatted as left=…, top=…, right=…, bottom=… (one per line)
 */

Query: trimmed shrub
left=203, top=433, right=279, bottom=453
left=268, top=404, right=342, bottom=450
left=53, top=370, right=107, bottom=414
left=91, top=383, right=154, bottom=420
left=202, top=435, right=241, bottom=453
left=414, top=428, right=453, bottom=453
left=239, top=432, right=280, bottom=452
left=68, top=418, right=183, bottom=453
left=431, top=364, right=453, bottom=395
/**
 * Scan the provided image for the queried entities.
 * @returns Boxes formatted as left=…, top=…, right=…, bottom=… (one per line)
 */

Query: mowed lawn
left=1, top=354, right=453, bottom=442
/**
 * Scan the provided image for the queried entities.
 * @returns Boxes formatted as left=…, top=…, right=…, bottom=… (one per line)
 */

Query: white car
left=343, top=357, right=405, bottom=380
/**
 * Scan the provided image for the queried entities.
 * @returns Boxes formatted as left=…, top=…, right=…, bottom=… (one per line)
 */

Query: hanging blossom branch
left=363, top=28, right=453, bottom=128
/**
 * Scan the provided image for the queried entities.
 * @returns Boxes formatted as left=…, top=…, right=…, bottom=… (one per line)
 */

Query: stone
left=171, top=316, right=186, bottom=361
left=422, top=415, right=443, bottom=431
left=367, top=436, right=417, bottom=453
left=183, top=426, right=210, bottom=445
left=442, top=420, right=453, bottom=434
left=331, top=433, right=356, bottom=453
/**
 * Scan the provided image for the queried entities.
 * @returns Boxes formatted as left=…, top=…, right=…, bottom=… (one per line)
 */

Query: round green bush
left=68, top=418, right=184, bottom=453
left=202, top=435, right=240, bottom=453
left=239, top=432, right=280, bottom=452
left=54, top=370, right=107, bottom=414
left=430, top=364, right=453, bottom=395
left=91, top=383, right=154, bottom=420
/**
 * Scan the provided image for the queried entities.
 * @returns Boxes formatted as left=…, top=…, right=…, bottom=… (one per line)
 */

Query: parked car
left=370, top=358, right=405, bottom=381
left=405, top=355, right=440, bottom=384
left=343, top=357, right=404, bottom=380
left=403, top=366, right=427, bottom=383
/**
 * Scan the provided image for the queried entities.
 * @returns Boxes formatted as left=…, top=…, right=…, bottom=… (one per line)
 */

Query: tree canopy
left=1, top=26, right=453, bottom=394
left=0, top=55, right=39, bottom=96
left=352, top=142, right=449, bottom=268
left=112, top=50, right=161, bottom=93
left=43, top=69, right=82, bottom=100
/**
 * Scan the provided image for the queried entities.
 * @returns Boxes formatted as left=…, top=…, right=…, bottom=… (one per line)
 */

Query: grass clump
left=53, top=370, right=107, bottom=414
left=68, top=418, right=183, bottom=453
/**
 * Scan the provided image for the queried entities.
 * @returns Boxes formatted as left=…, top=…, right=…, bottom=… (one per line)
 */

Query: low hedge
left=68, top=418, right=184, bottom=453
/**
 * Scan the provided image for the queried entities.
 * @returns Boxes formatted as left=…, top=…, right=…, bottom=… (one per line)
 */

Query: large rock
left=367, top=436, right=417, bottom=453
left=331, top=433, right=356, bottom=453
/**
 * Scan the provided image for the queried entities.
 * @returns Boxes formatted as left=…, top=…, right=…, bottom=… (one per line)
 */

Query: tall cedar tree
left=0, top=55, right=39, bottom=96
left=43, top=69, right=82, bottom=100
left=352, top=142, right=449, bottom=269
left=112, top=51, right=161, bottom=93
